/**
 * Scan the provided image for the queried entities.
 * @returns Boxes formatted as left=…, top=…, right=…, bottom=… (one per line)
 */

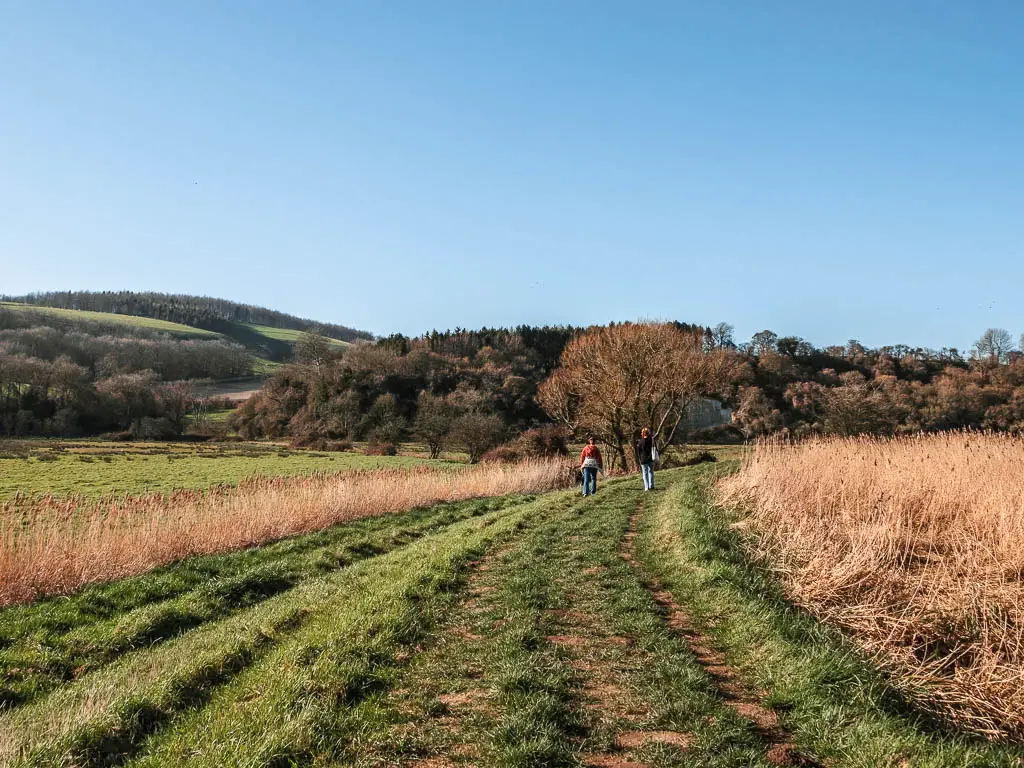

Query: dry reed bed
left=0, top=460, right=570, bottom=607
left=719, top=433, right=1024, bottom=741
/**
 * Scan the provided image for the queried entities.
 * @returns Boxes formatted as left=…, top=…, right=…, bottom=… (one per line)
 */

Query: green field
left=0, top=302, right=219, bottom=338
left=0, top=440, right=432, bottom=498
left=243, top=323, right=350, bottom=347
left=2, top=463, right=1020, bottom=766
left=2, top=302, right=356, bottom=375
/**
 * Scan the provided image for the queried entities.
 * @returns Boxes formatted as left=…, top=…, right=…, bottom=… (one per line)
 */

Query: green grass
left=120, top=498, right=547, bottom=768
left=242, top=323, right=350, bottom=347
left=0, top=302, right=218, bottom=338
left=0, top=440, right=434, bottom=498
left=5, top=462, right=1024, bottom=766
left=0, top=493, right=528, bottom=710
left=462, top=477, right=779, bottom=767
left=0, top=493, right=552, bottom=766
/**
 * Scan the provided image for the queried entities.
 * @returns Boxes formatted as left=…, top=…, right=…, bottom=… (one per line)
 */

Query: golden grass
left=0, top=460, right=570, bottom=607
left=719, top=433, right=1024, bottom=741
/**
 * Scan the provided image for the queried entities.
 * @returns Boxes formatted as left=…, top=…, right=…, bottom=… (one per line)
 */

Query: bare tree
left=734, top=386, right=784, bottom=438
left=158, top=381, right=196, bottom=435
left=538, top=322, right=732, bottom=470
left=703, top=322, right=735, bottom=351
left=449, top=412, right=504, bottom=463
left=749, top=330, right=778, bottom=356
left=973, top=328, right=1015, bottom=363
left=294, top=328, right=333, bottom=375
left=96, top=371, right=160, bottom=431
left=413, top=392, right=456, bottom=459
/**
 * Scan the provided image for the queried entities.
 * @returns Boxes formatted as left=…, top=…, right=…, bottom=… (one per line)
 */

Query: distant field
left=194, top=377, right=265, bottom=402
left=2, top=304, right=354, bottom=376
left=0, top=302, right=219, bottom=338
left=0, top=440, right=433, bottom=498
left=243, top=323, right=350, bottom=347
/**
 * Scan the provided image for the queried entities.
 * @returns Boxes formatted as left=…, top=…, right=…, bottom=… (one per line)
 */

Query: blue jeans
left=641, top=462, right=654, bottom=490
left=582, top=467, right=598, bottom=496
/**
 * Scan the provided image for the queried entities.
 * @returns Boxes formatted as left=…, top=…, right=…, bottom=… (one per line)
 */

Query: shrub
left=363, top=442, right=397, bottom=456
left=689, top=424, right=745, bottom=444
left=290, top=437, right=353, bottom=452
left=133, top=417, right=179, bottom=441
left=679, top=449, right=717, bottom=467
left=99, top=430, right=135, bottom=442
left=449, top=413, right=505, bottom=464
left=204, top=395, right=239, bottom=411
left=514, top=425, right=570, bottom=458
left=480, top=445, right=523, bottom=464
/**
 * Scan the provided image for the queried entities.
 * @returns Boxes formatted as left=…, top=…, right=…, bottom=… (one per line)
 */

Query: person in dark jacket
left=635, top=428, right=655, bottom=491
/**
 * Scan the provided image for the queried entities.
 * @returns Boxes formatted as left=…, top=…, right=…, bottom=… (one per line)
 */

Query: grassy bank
left=640, top=463, right=1024, bottom=767
left=0, top=440, right=433, bottom=499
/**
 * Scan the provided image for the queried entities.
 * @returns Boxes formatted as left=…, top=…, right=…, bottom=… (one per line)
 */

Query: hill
left=1, top=296, right=358, bottom=370
left=3, top=290, right=374, bottom=344
left=0, top=294, right=370, bottom=437
left=0, top=301, right=219, bottom=338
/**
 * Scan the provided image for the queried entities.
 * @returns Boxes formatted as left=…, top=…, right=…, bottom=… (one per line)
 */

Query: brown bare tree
left=158, top=380, right=196, bottom=436
left=537, top=323, right=732, bottom=470
left=973, top=328, right=1016, bottom=364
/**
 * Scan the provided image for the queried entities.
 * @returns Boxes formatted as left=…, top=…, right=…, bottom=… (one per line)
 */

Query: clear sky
left=2, top=2, right=1021, bottom=351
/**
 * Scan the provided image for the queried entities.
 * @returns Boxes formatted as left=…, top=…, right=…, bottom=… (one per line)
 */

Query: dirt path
left=358, top=482, right=821, bottom=768
left=622, top=502, right=818, bottom=767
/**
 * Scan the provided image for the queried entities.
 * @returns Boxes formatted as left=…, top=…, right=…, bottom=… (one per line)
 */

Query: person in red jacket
left=580, top=437, right=603, bottom=496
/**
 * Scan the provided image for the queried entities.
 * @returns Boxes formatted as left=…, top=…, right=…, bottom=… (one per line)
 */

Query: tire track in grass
left=367, top=478, right=797, bottom=768
left=0, top=495, right=523, bottom=710
left=0, top=495, right=547, bottom=768
left=114, top=493, right=568, bottom=768
left=621, top=502, right=819, bottom=767
left=532, top=481, right=782, bottom=768
left=348, top=492, right=586, bottom=767
left=355, top=550, right=512, bottom=766
left=639, top=465, right=1024, bottom=768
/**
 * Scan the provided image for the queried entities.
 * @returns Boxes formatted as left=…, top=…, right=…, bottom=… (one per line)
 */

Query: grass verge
left=638, top=463, right=1024, bottom=767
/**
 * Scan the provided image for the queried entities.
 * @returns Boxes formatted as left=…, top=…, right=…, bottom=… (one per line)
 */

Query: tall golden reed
left=0, top=460, right=570, bottom=607
left=719, top=433, right=1024, bottom=740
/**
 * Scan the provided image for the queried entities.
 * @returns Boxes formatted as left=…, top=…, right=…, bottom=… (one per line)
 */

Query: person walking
left=636, top=428, right=656, bottom=491
left=579, top=437, right=603, bottom=497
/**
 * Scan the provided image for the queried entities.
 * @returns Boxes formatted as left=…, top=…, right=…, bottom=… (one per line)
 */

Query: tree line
left=0, top=307, right=252, bottom=437
left=1, top=327, right=251, bottom=381
left=3, top=291, right=375, bottom=343
left=235, top=322, right=1024, bottom=461
left=7, top=302, right=1024, bottom=445
left=232, top=326, right=583, bottom=458
left=724, top=326, right=1024, bottom=438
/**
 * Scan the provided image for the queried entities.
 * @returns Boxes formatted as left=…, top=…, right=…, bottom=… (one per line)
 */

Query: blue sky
left=2, top=1, right=1021, bottom=351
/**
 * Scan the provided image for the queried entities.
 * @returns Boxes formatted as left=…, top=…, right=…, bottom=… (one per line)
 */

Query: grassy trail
left=0, top=494, right=527, bottom=710
left=5, top=466, right=1024, bottom=766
